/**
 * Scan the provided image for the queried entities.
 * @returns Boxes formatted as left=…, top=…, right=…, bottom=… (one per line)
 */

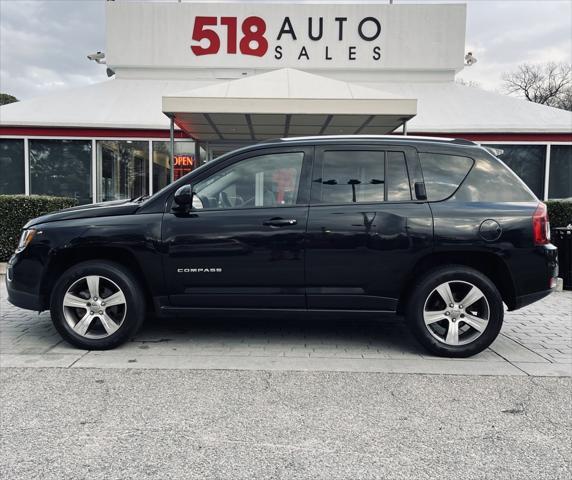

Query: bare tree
left=455, top=78, right=481, bottom=88
left=503, top=62, right=572, bottom=111
left=555, top=87, right=572, bottom=111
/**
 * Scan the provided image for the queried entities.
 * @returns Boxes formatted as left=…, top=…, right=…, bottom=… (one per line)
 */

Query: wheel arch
left=397, top=251, right=517, bottom=314
left=40, top=246, right=154, bottom=312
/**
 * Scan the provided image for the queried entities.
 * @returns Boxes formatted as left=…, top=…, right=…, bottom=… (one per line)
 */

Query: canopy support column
left=403, top=120, right=408, bottom=136
left=194, top=140, right=201, bottom=168
left=169, top=115, right=175, bottom=184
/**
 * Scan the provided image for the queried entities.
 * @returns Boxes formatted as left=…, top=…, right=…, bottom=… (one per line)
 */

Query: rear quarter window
left=419, top=153, right=474, bottom=201
left=452, top=153, right=537, bottom=202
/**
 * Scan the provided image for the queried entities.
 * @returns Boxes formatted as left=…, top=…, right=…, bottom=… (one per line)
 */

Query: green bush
left=547, top=200, right=572, bottom=229
left=0, top=195, right=78, bottom=261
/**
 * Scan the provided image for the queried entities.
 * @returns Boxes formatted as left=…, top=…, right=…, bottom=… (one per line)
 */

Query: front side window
left=192, top=152, right=304, bottom=209
left=419, top=153, right=474, bottom=201
left=30, top=139, right=92, bottom=204
left=317, top=150, right=385, bottom=204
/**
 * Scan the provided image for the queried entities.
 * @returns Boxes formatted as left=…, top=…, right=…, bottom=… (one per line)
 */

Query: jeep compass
left=5, top=136, right=558, bottom=357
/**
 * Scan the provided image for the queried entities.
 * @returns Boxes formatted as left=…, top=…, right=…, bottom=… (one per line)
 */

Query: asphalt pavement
left=1, top=368, right=570, bottom=480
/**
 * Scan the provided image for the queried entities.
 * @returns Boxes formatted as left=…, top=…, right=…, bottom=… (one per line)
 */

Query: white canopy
left=1, top=70, right=571, bottom=135
left=162, top=69, right=417, bottom=141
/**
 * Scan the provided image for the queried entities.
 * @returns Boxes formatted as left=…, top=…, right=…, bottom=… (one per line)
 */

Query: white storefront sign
left=107, top=2, right=466, bottom=72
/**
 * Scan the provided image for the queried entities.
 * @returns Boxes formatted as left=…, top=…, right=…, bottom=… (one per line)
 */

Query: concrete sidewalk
left=1, top=285, right=571, bottom=376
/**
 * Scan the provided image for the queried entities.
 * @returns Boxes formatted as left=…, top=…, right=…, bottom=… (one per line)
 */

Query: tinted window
left=0, top=139, right=25, bottom=194
left=419, top=153, right=473, bottom=201
left=387, top=151, right=411, bottom=201
left=318, top=150, right=385, bottom=204
left=453, top=154, right=536, bottom=202
left=193, top=152, right=303, bottom=209
left=548, top=145, right=572, bottom=200
left=488, top=144, right=546, bottom=198
left=30, top=139, right=92, bottom=204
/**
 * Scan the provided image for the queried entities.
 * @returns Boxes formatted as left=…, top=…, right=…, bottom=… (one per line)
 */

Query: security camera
left=464, top=52, right=478, bottom=66
left=87, top=52, right=106, bottom=64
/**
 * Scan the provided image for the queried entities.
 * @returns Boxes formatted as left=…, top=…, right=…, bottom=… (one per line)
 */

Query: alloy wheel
left=62, top=275, right=127, bottom=339
left=423, top=280, right=490, bottom=346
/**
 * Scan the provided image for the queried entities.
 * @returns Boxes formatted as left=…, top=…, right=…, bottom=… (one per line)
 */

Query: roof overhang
left=162, top=68, right=417, bottom=142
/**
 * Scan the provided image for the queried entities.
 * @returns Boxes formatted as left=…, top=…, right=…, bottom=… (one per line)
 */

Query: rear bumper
left=513, top=287, right=555, bottom=310
left=510, top=243, right=558, bottom=311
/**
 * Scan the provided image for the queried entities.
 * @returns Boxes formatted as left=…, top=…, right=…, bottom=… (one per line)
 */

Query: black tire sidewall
left=50, top=261, right=145, bottom=350
left=407, top=266, right=504, bottom=358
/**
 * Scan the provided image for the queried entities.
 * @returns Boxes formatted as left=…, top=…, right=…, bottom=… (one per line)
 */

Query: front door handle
left=263, top=218, right=297, bottom=227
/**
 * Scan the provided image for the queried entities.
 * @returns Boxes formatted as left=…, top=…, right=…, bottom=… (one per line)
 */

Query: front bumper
left=5, top=254, right=45, bottom=311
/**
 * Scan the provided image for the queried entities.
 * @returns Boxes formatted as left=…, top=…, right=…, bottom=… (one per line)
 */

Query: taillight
left=532, top=203, right=551, bottom=245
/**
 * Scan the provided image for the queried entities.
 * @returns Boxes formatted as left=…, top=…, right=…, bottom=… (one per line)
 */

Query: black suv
left=6, top=136, right=558, bottom=357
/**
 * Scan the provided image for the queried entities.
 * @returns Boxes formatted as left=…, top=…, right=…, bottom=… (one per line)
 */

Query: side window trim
left=387, top=150, right=413, bottom=201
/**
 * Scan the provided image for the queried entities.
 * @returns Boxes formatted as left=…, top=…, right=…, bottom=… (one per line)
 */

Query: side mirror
left=173, top=185, right=204, bottom=211
left=414, top=182, right=427, bottom=201
left=173, top=184, right=192, bottom=207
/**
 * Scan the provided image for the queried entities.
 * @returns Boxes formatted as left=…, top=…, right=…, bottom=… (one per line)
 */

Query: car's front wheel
left=50, top=260, right=145, bottom=350
left=406, top=265, right=504, bottom=357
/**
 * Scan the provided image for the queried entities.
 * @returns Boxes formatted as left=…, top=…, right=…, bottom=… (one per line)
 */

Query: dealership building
left=0, top=0, right=571, bottom=205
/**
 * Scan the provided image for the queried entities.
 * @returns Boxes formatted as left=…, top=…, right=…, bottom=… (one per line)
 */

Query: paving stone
left=1, top=281, right=571, bottom=376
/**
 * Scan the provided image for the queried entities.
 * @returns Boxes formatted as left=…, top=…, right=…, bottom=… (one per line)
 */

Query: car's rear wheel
left=50, top=261, right=145, bottom=350
left=406, top=265, right=504, bottom=357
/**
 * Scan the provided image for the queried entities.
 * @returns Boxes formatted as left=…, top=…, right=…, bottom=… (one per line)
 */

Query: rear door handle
left=263, top=218, right=297, bottom=227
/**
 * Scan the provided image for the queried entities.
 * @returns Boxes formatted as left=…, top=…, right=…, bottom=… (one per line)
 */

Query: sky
left=0, top=0, right=571, bottom=100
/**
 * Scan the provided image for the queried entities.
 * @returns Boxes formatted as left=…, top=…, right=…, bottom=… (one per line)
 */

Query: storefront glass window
left=549, top=145, right=572, bottom=200
left=488, top=144, right=546, bottom=199
left=30, top=139, right=92, bottom=204
left=96, top=140, right=148, bottom=202
left=152, top=141, right=196, bottom=193
left=0, top=139, right=25, bottom=194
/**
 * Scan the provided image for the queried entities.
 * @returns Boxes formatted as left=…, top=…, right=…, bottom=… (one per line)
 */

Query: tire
left=50, top=260, right=145, bottom=350
left=406, top=265, right=504, bottom=358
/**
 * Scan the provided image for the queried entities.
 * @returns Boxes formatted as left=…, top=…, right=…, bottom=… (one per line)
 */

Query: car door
left=162, top=146, right=313, bottom=309
left=305, top=144, right=433, bottom=311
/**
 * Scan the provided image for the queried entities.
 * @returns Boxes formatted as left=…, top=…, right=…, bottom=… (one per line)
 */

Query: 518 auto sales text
left=191, top=15, right=382, bottom=61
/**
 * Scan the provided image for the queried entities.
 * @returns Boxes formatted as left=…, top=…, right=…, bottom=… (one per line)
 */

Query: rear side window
left=387, top=151, right=412, bottom=201
left=419, top=153, right=473, bottom=201
left=319, top=150, right=385, bottom=204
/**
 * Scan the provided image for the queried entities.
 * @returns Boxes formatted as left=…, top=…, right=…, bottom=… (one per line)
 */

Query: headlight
left=16, top=229, right=37, bottom=252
